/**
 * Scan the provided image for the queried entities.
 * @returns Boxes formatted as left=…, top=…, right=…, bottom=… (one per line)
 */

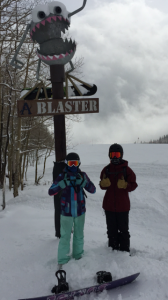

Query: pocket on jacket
left=61, top=200, right=65, bottom=206
left=80, top=199, right=85, bottom=210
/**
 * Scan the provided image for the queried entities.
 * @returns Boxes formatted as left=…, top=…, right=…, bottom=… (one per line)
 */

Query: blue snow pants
left=57, top=214, right=85, bottom=264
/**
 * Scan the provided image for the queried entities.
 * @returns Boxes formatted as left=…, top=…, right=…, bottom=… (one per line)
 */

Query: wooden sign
left=17, top=98, right=99, bottom=117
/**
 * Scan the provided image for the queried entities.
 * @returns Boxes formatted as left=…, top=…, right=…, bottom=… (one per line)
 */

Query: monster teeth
left=52, top=16, right=57, bottom=21
left=61, top=31, right=65, bottom=38
left=41, top=20, right=46, bottom=26
left=38, top=51, right=73, bottom=61
left=32, top=15, right=69, bottom=37
left=46, top=17, right=52, bottom=23
left=32, top=15, right=69, bottom=35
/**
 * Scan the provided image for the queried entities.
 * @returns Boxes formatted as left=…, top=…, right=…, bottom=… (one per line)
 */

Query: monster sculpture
left=10, top=0, right=87, bottom=77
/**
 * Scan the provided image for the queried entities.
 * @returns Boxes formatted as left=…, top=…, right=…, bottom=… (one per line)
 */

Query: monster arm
left=10, top=24, right=31, bottom=69
left=66, top=61, right=75, bottom=74
left=68, top=0, right=87, bottom=18
left=36, top=58, right=42, bottom=81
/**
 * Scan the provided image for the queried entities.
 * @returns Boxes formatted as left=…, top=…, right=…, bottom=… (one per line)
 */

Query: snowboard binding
left=96, top=271, right=112, bottom=284
left=51, top=270, right=69, bottom=294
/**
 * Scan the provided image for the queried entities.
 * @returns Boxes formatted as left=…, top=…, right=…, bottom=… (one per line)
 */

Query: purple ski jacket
left=48, top=168, right=96, bottom=217
left=100, top=160, right=137, bottom=212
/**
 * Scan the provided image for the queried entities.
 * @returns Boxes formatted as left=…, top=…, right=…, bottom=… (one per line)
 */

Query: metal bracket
left=68, top=0, right=87, bottom=18
left=10, top=24, right=31, bottom=69
left=66, top=61, right=75, bottom=74
left=36, top=58, right=42, bottom=81
left=20, top=81, right=49, bottom=101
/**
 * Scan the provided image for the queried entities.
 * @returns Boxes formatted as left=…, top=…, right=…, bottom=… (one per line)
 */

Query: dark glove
left=76, top=174, right=87, bottom=188
left=58, top=179, right=70, bottom=189
left=117, top=176, right=128, bottom=189
left=58, top=174, right=70, bottom=189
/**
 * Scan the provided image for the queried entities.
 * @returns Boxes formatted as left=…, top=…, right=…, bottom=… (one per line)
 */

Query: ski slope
left=1, top=144, right=168, bottom=300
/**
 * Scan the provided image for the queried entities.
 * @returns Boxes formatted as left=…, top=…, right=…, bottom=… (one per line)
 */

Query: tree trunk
left=1, top=163, right=6, bottom=210
left=35, top=149, right=38, bottom=184
left=25, top=155, right=28, bottom=181
left=13, top=117, right=21, bottom=197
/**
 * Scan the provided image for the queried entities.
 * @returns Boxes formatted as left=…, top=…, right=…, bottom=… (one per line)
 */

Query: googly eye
left=38, top=11, right=46, bottom=19
left=48, top=1, right=69, bottom=20
left=54, top=6, right=62, bottom=14
left=32, top=4, right=49, bottom=23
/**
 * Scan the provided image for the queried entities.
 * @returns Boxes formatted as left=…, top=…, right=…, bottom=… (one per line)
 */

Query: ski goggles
left=110, top=152, right=121, bottom=159
left=66, top=160, right=79, bottom=167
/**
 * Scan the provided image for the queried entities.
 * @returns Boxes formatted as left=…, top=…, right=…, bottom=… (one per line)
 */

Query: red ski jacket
left=100, top=160, right=138, bottom=212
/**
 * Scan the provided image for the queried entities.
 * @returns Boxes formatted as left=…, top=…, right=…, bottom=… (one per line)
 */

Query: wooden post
left=50, top=65, right=66, bottom=162
left=50, top=64, right=66, bottom=238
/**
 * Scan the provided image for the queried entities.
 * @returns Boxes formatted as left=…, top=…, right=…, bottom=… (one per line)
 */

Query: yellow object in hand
left=117, top=176, right=128, bottom=189
left=100, top=176, right=111, bottom=188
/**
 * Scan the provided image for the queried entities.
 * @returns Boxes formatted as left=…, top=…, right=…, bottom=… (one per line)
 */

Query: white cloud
left=67, top=0, right=168, bottom=144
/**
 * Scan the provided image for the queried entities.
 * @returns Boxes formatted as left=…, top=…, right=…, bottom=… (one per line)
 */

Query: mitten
left=58, top=180, right=66, bottom=189
left=76, top=174, right=83, bottom=185
left=100, top=175, right=111, bottom=188
left=76, top=174, right=87, bottom=188
left=58, top=175, right=70, bottom=189
left=80, top=178, right=87, bottom=188
left=117, top=176, right=128, bottom=189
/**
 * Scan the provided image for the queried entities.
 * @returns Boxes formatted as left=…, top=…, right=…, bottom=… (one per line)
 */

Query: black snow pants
left=105, top=211, right=130, bottom=252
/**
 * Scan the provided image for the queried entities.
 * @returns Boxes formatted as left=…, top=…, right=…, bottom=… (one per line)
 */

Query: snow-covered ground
left=1, top=144, right=168, bottom=300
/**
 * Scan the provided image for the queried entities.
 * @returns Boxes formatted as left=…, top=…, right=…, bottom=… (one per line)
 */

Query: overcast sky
left=51, top=0, right=168, bottom=144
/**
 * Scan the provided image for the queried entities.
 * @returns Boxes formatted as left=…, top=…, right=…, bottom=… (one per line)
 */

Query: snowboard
left=18, top=272, right=140, bottom=300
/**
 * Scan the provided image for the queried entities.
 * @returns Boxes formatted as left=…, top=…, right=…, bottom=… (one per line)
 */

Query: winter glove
left=58, top=180, right=67, bottom=189
left=80, top=178, right=88, bottom=188
left=117, top=176, right=128, bottom=189
left=76, top=174, right=87, bottom=188
left=100, top=174, right=111, bottom=188
left=58, top=175, right=71, bottom=189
